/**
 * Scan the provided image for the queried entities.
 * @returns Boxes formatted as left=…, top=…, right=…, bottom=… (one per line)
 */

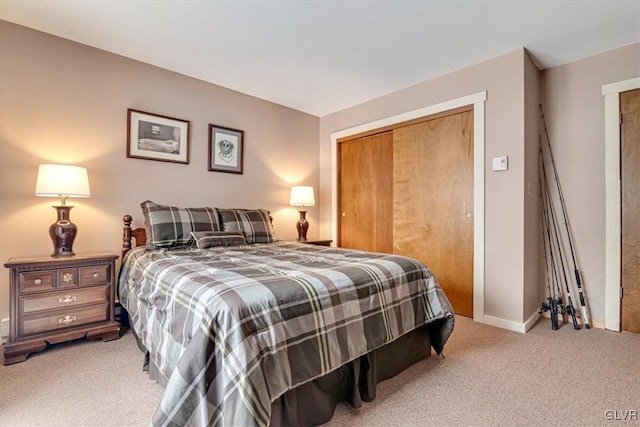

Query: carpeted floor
left=1, top=316, right=638, bottom=426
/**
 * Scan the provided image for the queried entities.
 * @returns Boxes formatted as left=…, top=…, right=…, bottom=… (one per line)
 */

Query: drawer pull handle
left=58, top=315, right=77, bottom=325
left=59, top=295, right=77, bottom=304
left=63, top=273, right=74, bottom=283
left=33, top=278, right=42, bottom=285
left=92, top=272, right=100, bottom=279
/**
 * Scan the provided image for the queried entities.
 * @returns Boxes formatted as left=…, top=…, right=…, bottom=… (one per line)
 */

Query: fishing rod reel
left=539, top=297, right=560, bottom=330
left=539, top=299, right=551, bottom=314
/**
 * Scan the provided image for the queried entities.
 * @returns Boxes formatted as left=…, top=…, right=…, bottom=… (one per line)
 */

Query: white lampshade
left=289, top=186, right=315, bottom=207
left=35, top=164, right=91, bottom=202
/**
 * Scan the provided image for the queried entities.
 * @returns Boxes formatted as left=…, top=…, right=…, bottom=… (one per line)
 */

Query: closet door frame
left=330, top=91, right=487, bottom=323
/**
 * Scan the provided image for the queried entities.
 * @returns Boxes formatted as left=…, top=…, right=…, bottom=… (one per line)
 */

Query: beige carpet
left=1, top=316, right=638, bottom=426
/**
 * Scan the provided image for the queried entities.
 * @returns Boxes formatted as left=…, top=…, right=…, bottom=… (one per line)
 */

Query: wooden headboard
left=122, top=215, right=146, bottom=259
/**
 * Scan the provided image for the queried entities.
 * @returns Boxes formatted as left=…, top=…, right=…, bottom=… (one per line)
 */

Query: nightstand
left=3, top=251, right=120, bottom=365
left=299, top=239, right=333, bottom=246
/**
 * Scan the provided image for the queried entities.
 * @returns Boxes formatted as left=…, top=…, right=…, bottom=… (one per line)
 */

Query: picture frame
left=208, top=124, right=244, bottom=174
left=127, top=109, right=190, bottom=164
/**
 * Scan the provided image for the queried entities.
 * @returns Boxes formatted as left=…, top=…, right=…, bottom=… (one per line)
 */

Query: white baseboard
left=1, top=318, right=8, bottom=345
left=482, top=315, right=529, bottom=333
left=479, top=311, right=541, bottom=334
left=591, top=318, right=605, bottom=329
left=523, top=310, right=541, bottom=332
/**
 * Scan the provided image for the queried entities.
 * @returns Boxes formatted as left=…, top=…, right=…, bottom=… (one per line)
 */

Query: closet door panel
left=393, top=111, right=474, bottom=316
left=338, top=132, right=393, bottom=253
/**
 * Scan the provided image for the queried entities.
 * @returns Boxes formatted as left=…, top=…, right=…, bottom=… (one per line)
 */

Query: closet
left=338, top=107, right=474, bottom=317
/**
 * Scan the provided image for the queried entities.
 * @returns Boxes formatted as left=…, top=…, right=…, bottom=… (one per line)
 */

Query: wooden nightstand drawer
left=21, top=303, right=109, bottom=337
left=79, top=265, right=109, bottom=285
left=20, top=285, right=109, bottom=315
left=19, top=270, right=55, bottom=293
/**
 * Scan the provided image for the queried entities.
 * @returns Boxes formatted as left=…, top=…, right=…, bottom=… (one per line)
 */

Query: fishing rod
left=540, top=143, right=567, bottom=325
left=546, top=205, right=567, bottom=326
left=540, top=140, right=580, bottom=330
left=538, top=147, right=560, bottom=330
left=539, top=141, right=566, bottom=323
left=539, top=105, right=592, bottom=329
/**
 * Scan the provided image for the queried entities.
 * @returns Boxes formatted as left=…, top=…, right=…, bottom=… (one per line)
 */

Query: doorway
left=603, top=77, right=640, bottom=332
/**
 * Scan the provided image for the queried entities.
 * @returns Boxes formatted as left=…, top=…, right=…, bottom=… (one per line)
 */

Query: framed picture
left=208, top=124, right=244, bottom=174
left=127, top=109, right=190, bottom=164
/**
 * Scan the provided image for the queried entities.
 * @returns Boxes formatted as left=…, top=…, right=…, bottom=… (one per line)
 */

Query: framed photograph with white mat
left=127, top=109, right=190, bottom=164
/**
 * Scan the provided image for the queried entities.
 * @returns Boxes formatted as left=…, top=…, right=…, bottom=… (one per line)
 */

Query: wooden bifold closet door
left=338, top=109, right=474, bottom=317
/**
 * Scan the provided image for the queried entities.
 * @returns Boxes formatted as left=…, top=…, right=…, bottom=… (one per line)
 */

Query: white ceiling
left=1, top=1, right=638, bottom=116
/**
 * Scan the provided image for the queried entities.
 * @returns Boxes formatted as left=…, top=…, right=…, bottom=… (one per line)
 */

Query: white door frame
left=603, top=77, right=640, bottom=331
left=330, top=91, right=487, bottom=322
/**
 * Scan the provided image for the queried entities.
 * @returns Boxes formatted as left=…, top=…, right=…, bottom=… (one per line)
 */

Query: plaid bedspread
left=118, top=241, right=454, bottom=426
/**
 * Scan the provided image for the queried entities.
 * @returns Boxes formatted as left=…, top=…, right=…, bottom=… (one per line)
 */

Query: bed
left=118, top=202, right=454, bottom=426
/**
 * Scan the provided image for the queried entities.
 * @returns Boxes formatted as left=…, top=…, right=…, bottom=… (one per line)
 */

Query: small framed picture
left=208, top=124, right=244, bottom=174
left=127, top=109, right=190, bottom=164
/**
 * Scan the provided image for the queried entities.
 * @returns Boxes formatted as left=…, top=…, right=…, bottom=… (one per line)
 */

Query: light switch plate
left=492, top=156, right=508, bottom=171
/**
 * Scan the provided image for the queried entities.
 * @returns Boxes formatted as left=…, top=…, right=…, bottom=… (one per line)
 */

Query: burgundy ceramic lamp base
left=49, top=205, right=77, bottom=257
left=296, top=210, right=309, bottom=242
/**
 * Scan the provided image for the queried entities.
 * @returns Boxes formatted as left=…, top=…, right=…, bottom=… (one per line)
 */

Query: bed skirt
left=269, top=324, right=434, bottom=426
left=134, top=322, right=435, bottom=427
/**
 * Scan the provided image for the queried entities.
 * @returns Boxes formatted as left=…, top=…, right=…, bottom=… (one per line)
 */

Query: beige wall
left=540, top=42, right=640, bottom=325
left=523, top=51, right=541, bottom=319
left=319, top=49, right=533, bottom=326
left=0, top=21, right=319, bottom=322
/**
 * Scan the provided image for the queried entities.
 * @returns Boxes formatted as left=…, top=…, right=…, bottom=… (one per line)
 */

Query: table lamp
left=289, top=186, right=315, bottom=242
left=35, top=164, right=91, bottom=257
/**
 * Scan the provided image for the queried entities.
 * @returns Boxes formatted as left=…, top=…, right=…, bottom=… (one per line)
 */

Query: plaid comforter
left=118, top=241, right=454, bottom=426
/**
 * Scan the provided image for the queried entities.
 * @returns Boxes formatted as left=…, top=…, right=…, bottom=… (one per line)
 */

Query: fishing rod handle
left=551, top=314, right=559, bottom=330
left=549, top=298, right=558, bottom=331
left=571, top=315, right=580, bottom=330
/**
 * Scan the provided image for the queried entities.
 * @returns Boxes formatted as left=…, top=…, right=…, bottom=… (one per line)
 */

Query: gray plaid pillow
left=217, top=208, right=277, bottom=244
left=190, top=231, right=247, bottom=248
left=141, top=200, right=221, bottom=249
